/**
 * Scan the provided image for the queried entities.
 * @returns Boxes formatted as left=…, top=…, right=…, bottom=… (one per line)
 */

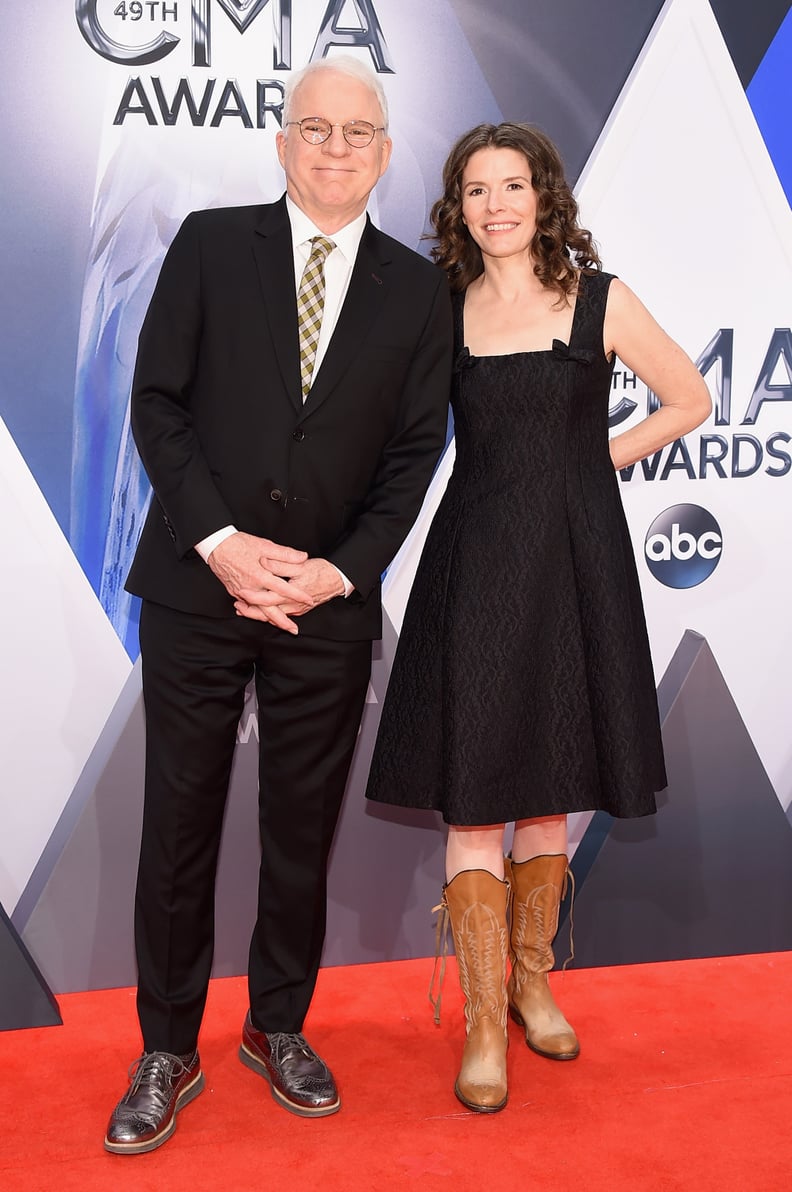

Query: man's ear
left=378, top=136, right=393, bottom=179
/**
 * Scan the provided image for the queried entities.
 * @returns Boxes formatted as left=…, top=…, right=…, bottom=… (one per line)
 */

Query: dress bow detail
left=454, top=347, right=477, bottom=372
left=551, top=339, right=595, bottom=365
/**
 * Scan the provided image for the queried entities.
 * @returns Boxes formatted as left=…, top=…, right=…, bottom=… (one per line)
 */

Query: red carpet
left=1, top=952, right=790, bottom=1191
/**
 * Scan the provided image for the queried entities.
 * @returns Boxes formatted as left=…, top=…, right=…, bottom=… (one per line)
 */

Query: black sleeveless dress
left=366, top=271, right=666, bottom=825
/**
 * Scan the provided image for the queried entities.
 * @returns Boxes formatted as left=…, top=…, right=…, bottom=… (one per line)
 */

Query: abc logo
left=644, top=504, right=723, bottom=589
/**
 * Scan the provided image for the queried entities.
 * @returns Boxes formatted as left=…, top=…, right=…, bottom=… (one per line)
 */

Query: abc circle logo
left=644, top=504, right=723, bottom=589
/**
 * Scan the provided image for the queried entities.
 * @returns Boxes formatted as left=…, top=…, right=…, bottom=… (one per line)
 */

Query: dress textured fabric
left=366, top=271, right=666, bottom=825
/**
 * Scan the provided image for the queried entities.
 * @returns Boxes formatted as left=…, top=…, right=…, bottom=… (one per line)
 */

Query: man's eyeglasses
left=286, top=118, right=385, bottom=148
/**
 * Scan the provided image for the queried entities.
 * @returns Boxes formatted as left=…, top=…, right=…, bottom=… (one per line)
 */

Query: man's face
left=276, top=70, right=392, bottom=231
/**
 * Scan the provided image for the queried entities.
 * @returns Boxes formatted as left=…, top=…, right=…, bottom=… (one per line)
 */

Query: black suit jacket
left=125, top=197, right=453, bottom=640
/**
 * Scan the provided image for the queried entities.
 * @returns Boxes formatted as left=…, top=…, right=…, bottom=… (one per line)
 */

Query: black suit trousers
left=135, top=600, right=372, bottom=1053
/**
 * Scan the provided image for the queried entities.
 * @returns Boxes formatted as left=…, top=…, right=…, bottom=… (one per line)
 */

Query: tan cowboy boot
left=506, top=854, right=579, bottom=1060
left=442, top=869, right=510, bottom=1112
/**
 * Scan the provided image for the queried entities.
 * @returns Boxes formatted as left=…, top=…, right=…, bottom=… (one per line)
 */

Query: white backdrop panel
left=0, top=416, right=131, bottom=914
left=577, top=0, right=792, bottom=809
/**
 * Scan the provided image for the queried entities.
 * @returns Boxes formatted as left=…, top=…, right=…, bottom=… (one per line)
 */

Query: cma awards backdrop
left=1, top=0, right=791, bottom=1024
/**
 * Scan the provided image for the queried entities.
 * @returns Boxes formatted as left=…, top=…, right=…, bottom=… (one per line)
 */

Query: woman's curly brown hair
left=430, top=122, right=601, bottom=298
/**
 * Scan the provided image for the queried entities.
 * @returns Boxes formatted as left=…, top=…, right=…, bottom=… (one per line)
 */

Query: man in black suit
left=105, top=56, right=452, bottom=1154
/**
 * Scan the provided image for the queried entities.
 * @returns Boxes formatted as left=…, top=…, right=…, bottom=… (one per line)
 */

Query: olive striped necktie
left=296, top=235, right=336, bottom=400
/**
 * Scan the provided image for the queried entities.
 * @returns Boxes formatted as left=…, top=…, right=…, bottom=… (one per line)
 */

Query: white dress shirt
left=196, top=197, right=368, bottom=596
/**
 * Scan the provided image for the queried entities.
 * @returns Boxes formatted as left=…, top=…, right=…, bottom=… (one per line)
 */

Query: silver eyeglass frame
left=285, top=118, right=386, bottom=147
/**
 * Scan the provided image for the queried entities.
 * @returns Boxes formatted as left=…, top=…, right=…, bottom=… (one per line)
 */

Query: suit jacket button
left=270, top=489, right=282, bottom=502
left=292, top=428, right=305, bottom=442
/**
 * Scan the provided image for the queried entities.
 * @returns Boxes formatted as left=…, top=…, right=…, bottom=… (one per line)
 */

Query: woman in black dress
left=366, top=123, right=711, bottom=1113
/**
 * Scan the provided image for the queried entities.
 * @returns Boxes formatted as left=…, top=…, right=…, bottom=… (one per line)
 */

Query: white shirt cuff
left=195, top=525, right=237, bottom=562
left=330, top=564, right=355, bottom=598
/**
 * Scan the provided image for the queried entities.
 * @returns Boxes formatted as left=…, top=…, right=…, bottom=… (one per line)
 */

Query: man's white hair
left=282, top=55, right=389, bottom=132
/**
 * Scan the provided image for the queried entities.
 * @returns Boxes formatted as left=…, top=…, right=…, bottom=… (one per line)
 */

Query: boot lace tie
left=428, top=891, right=450, bottom=1025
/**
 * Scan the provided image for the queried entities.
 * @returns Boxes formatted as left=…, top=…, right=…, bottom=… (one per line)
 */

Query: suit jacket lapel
left=302, top=218, right=390, bottom=417
left=251, top=197, right=303, bottom=415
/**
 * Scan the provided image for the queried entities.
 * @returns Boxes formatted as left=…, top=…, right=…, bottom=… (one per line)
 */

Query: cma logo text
left=616, top=327, right=792, bottom=483
left=76, top=0, right=394, bottom=128
left=76, top=0, right=393, bottom=71
left=644, top=504, right=722, bottom=589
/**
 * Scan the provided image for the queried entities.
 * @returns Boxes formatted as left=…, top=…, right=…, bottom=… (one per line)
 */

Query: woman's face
left=460, top=146, right=538, bottom=263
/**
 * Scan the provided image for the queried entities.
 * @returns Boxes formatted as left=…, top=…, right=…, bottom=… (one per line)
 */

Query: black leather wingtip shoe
left=104, top=1049, right=204, bottom=1154
left=239, top=1013, right=340, bottom=1117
